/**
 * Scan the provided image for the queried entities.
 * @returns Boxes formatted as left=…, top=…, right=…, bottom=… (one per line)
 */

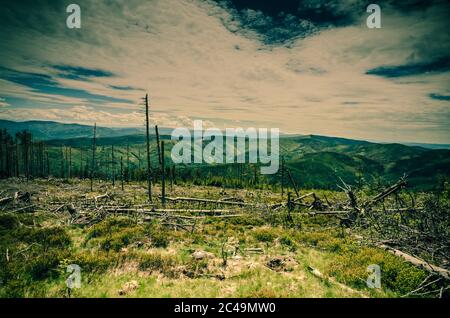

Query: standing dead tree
left=90, top=123, right=97, bottom=191
left=161, top=141, right=166, bottom=207
left=155, top=125, right=162, bottom=166
left=111, top=145, right=115, bottom=187
left=286, top=167, right=300, bottom=198
left=144, top=94, right=153, bottom=201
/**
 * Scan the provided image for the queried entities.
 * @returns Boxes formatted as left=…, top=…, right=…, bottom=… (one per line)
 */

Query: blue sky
left=0, top=0, right=449, bottom=143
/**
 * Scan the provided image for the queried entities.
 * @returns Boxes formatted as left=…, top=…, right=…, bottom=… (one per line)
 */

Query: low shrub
left=327, top=247, right=428, bottom=295
left=252, top=227, right=278, bottom=243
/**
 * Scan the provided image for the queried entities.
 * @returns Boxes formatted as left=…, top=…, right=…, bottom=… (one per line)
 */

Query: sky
left=0, top=0, right=449, bottom=143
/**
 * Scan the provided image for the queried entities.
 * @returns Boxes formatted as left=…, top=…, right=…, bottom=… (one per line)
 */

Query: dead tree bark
left=281, top=157, right=285, bottom=198
left=111, top=145, right=115, bottom=187
left=90, top=123, right=97, bottom=192
left=68, top=147, right=72, bottom=179
left=161, top=141, right=166, bottom=207
left=155, top=125, right=162, bottom=165
left=286, top=168, right=300, bottom=198
left=46, top=151, right=50, bottom=178
left=144, top=94, right=152, bottom=201
left=120, top=156, right=124, bottom=191
left=126, top=140, right=130, bottom=182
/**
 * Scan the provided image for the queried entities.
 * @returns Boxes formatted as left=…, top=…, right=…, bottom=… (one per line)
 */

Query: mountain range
left=1, top=120, right=449, bottom=190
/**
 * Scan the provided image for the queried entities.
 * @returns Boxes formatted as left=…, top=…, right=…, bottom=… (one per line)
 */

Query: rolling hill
left=1, top=120, right=449, bottom=190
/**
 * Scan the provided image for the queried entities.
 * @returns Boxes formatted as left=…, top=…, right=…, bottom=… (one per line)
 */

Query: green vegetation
left=0, top=179, right=444, bottom=298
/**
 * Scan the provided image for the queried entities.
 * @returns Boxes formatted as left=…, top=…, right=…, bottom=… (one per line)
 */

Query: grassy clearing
left=0, top=179, right=434, bottom=298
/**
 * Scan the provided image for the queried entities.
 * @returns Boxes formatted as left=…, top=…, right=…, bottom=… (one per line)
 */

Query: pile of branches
left=281, top=175, right=449, bottom=293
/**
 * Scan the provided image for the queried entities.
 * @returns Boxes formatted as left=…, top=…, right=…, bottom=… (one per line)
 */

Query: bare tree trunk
left=281, top=157, right=285, bottom=198
left=111, top=145, right=115, bottom=187
left=161, top=141, right=166, bottom=207
left=46, top=151, right=50, bottom=178
left=68, top=147, right=72, bottom=179
left=155, top=125, right=162, bottom=165
left=126, top=140, right=130, bottom=182
left=90, top=123, right=97, bottom=192
left=169, top=165, right=173, bottom=192
left=15, top=140, right=19, bottom=178
left=286, top=168, right=300, bottom=198
left=145, top=94, right=152, bottom=201
left=80, top=148, right=84, bottom=179
left=120, top=156, right=124, bottom=191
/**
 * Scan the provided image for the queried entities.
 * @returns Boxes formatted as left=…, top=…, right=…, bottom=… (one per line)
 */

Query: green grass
left=0, top=179, right=436, bottom=298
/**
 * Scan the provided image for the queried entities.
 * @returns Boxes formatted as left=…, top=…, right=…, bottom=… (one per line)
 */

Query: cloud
left=366, top=57, right=450, bottom=78
left=0, top=0, right=449, bottom=143
left=0, top=97, right=9, bottom=107
left=429, top=93, right=450, bottom=101
left=53, top=65, right=114, bottom=80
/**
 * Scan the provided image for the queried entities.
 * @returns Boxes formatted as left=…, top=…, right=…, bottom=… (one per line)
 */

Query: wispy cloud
left=0, top=0, right=449, bottom=143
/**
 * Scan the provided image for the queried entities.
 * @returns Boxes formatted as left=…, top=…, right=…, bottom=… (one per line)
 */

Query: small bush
left=86, top=217, right=135, bottom=240
left=99, top=227, right=144, bottom=252
left=253, top=228, right=278, bottom=243
left=0, top=215, right=19, bottom=232
left=71, top=251, right=120, bottom=274
left=138, top=253, right=177, bottom=275
left=26, top=250, right=69, bottom=280
left=327, top=247, right=428, bottom=295
left=14, top=227, right=72, bottom=250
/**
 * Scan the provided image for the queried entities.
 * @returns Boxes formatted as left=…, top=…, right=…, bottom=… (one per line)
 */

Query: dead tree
left=16, top=130, right=32, bottom=181
left=46, top=151, right=50, bottom=178
left=120, top=156, right=124, bottom=191
left=161, top=141, right=166, bottom=207
left=111, top=145, right=115, bottom=187
left=126, top=140, right=130, bottom=182
left=155, top=125, right=162, bottom=165
left=144, top=94, right=153, bottom=201
left=286, top=167, right=300, bottom=198
left=281, top=157, right=285, bottom=198
left=90, top=123, right=97, bottom=191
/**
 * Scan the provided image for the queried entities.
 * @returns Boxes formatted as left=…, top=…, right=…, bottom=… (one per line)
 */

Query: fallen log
left=378, top=244, right=450, bottom=279
left=305, top=210, right=350, bottom=216
left=164, top=196, right=253, bottom=206
left=293, top=192, right=315, bottom=202
left=0, top=196, right=13, bottom=206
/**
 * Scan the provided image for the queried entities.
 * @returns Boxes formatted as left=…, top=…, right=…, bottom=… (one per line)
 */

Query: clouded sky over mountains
left=0, top=0, right=449, bottom=143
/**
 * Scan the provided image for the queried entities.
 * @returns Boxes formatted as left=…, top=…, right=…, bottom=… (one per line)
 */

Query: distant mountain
left=278, top=135, right=448, bottom=190
left=1, top=120, right=448, bottom=190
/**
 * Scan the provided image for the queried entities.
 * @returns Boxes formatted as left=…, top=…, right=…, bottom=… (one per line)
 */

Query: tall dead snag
left=15, top=139, right=19, bottom=178
left=281, top=157, right=285, bottom=198
left=16, top=130, right=31, bottom=182
left=169, top=166, right=173, bottom=192
left=111, top=145, right=115, bottom=187
left=120, top=156, right=124, bottom=191
left=286, top=167, right=300, bottom=198
left=144, top=94, right=152, bottom=201
left=79, top=148, right=84, bottom=178
left=90, top=123, right=97, bottom=192
left=68, top=147, right=72, bottom=179
left=161, top=141, right=166, bottom=207
left=126, top=139, right=130, bottom=182
left=46, top=151, right=50, bottom=178
left=60, top=147, right=64, bottom=178
left=155, top=125, right=162, bottom=166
